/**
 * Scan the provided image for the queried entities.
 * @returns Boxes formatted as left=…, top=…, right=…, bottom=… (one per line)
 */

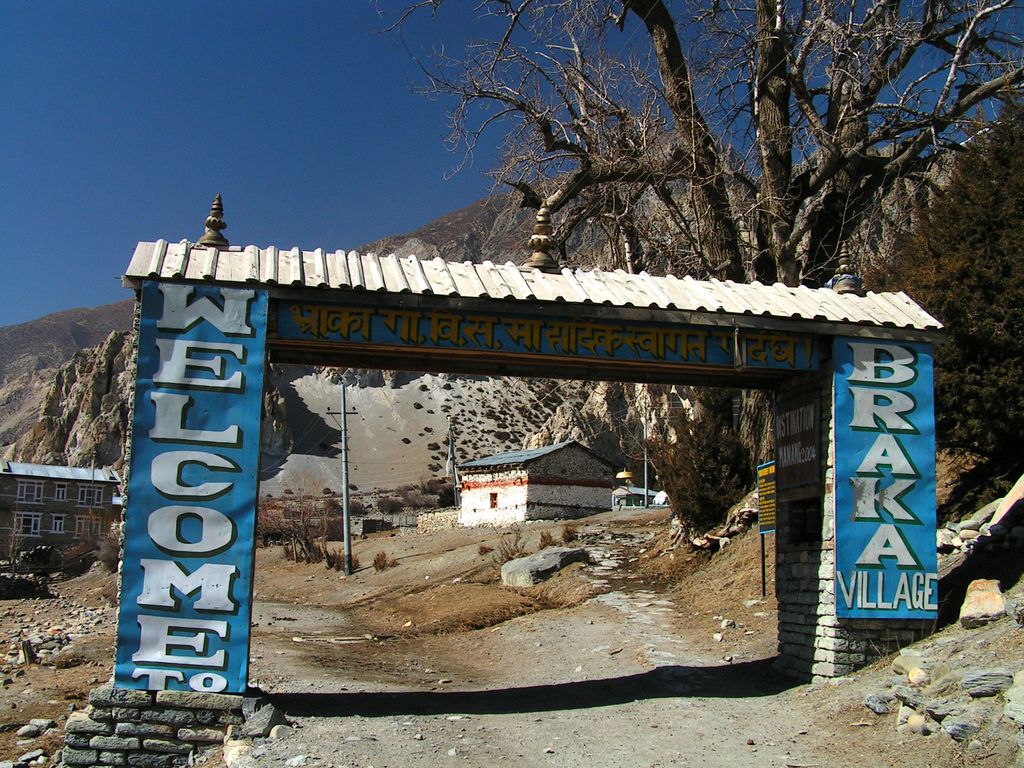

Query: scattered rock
left=285, top=755, right=308, bottom=767
left=908, top=667, right=931, bottom=687
left=237, top=702, right=288, bottom=738
left=1003, top=672, right=1024, bottom=725
left=1008, top=597, right=1024, bottom=628
left=963, top=669, right=1013, bottom=697
left=891, top=649, right=926, bottom=675
left=959, top=579, right=1006, bottom=628
left=864, top=692, right=893, bottom=715
left=896, top=704, right=915, bottom=728
left=924, top=699, right=956, bottom=722
left=900, top=713, right=931, bottom=735
left=16, top=724, right=40, bottom=738
left=942, top=718, right=981, bottom=742
left=892, top=686, right=925, bottom=711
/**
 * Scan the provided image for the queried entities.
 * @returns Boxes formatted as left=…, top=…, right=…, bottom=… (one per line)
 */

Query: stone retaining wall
left=60, top=686, right=245, bottom=767
left=416, top=507, right=460, bottom=534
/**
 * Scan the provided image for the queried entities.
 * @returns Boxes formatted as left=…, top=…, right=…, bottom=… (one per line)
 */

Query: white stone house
left=458, top=441, right=614, bottom=527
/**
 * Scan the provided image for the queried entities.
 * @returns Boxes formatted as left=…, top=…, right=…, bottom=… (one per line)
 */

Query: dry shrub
left=560, top=524, right=579, bottom=544
left=97, top=535, right=121, bottom=573
left=538, top=530, right=556, bottom=550
left=399, top=488, right=433, bottom=508
left=377, top=496, right=404, bottom=514
left=478, top=544, right=494, bottom=556
left=324, top=547, right=345, bottom=571
left=350, top=553, right=361, bottom=571
left=493, top=527, right=526, bottom=565
left=373, top=550, right=398, bottom=571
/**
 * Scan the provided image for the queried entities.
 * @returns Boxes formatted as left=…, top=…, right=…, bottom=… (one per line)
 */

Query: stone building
left=458, top=441, right=613, bottom=527
left=0, top=460, right=121, bottom=555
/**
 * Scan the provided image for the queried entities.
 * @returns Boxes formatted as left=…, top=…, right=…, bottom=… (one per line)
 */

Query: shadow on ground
left=268, top=658, right=797, bottom=718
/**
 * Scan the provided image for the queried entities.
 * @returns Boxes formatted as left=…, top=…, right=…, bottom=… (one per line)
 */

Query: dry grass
left=373, top=550, right=398, bottom=571
left=477, top=544, right=494, bottom=556
left=538, top=530, right=556, bottom=549
left=493, top=527, right=527, bottom=565
left=560, top=524, right=579, bottom=544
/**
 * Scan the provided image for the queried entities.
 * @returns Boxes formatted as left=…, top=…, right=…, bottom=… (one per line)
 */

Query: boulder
left=955, top=499, right=1000, bottom=533
left=990, top=472, right=1024, bottom=528
left=500, top=547, right=589, bottom=587
left=236, top=703, right=288, bottom=738
left=936, top=529, right=958, bottom=552
left=959, top=579, right=1006, bottom=628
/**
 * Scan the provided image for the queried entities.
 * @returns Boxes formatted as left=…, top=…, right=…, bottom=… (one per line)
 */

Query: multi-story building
left=0, top=460, right=122, bottom=554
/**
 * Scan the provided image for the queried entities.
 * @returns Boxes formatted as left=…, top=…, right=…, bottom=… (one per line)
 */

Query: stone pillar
left=774, top=362, right=932, bottom=681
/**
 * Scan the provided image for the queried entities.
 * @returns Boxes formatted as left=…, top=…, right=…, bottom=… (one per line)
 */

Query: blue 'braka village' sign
left=115, top=282, right=267, bottom=692
left=833, top=338, right=938, bottom=619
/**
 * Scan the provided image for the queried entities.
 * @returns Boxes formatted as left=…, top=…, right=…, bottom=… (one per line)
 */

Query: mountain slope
left=0, top=300, right=134, bottom=446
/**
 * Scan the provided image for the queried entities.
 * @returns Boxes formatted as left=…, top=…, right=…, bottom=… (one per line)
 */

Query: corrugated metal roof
left=460, top=440, right=582, bottom=470
left=0, top=461, right=120, bottom=483
left=125, top=240, right=943, bottom=336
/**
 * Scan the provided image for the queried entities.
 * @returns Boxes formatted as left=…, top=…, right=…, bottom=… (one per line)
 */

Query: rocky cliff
left=12, top=331, right=134, bottom=468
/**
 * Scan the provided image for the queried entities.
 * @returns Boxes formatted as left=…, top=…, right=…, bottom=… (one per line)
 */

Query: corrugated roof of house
left=0, top=461, right=120, bottom=483
left=460, top=440, right=612, bottom=471
left=124, top=241, right=943, bottom=339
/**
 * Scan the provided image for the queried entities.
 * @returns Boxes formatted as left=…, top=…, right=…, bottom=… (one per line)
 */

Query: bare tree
left=390, top=0, right=1023, bottom=285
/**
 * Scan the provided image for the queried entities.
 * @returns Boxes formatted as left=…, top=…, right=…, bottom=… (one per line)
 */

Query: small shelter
left=611, top=485, right=662, bottom=508
left=458, top=441, right=613, bottom=527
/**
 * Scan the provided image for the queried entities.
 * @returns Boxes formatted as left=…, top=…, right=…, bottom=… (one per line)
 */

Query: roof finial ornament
left=825, top=261, right=865, bottom=296
left=197, top=194, right=229, bottom=248
left=521, top=206, right=561, bottom=273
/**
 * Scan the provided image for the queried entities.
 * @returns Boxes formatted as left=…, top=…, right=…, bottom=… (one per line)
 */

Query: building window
left=16, top=481, right=44, bottom=504
left=489, top=492, right=498, bottom=509
left=91, top=518, right=103, bottom=536
left=75, top=516, right=89, bottom=538
left=15, top=512, right=41, bottom=538
left=77, top=485, right=104, bottom=507
left=51, top=514, right=66, bottom=534
left=54, top=483, right=68, bottom=501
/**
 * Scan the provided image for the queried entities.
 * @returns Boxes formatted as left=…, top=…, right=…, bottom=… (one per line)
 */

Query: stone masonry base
left=60, top=686, right=246, bottom=767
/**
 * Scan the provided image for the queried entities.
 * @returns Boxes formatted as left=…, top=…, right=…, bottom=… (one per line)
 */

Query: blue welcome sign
left=115, top=281, right=267, bottom=692
left=833, top=337, right=937, bottom=619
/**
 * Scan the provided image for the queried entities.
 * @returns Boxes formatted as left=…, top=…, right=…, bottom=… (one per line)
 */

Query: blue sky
left=0, top=2, right=498, bottom=327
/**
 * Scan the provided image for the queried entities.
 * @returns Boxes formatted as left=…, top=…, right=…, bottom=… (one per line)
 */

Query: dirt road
left=0, top=511, right=1008, bottom=767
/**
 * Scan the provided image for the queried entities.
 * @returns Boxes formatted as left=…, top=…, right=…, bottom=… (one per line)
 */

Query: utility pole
left=447, top=417, right=461, bottom=507
left=329, top=384, right=358, bottom=575
left=642, top=399, right=649, bottom=508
